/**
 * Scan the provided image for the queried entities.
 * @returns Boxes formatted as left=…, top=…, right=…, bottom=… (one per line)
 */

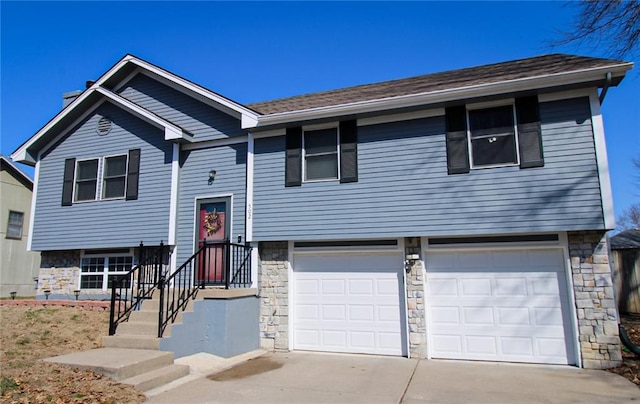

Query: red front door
left=197, top=199, right=228, bottom=284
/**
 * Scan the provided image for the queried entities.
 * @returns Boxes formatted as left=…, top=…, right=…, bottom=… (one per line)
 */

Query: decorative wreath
left=203, top=209, right=222, bottom=236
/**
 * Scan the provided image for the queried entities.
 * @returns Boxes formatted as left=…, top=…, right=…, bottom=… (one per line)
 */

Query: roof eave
left=245, top=62, right=633, bottom=129
left=0, top=156, right=33, bottom=186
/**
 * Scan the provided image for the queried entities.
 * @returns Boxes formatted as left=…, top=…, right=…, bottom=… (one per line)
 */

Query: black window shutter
left=285, top=127, right=302, bottom=187
left=445, top=106, right=470, bottom=174
left=516, top=96, right=544, bottom=168
left=126, top=149, right=141, bottom=200
left=61, top=158, right=76, bottom=206
left=339, top=120, right=358, bottom=183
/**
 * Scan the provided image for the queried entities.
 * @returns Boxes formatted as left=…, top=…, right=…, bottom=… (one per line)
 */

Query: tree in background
left=554, top=0, right=640, bottom=60
left=616, top=156, right=640, bottom=231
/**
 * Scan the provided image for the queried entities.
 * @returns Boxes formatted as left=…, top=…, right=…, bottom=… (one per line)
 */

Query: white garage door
left=426, top=248, right=575, bottom=365
left=293, top=252, right=404, bottom=356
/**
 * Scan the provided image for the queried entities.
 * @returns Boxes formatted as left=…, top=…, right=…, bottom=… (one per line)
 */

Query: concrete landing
left=44, top=348, right=174, bottom=381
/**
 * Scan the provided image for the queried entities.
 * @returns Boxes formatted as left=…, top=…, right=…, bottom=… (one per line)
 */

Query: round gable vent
left=96, top=117, right=112, bottom=136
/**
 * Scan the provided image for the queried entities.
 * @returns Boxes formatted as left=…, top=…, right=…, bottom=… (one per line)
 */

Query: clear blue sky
left=1, top=1, right=638, bottom=220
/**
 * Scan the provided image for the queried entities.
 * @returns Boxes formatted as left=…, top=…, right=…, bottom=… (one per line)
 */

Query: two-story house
left=11, top=54, right=632, bottom=369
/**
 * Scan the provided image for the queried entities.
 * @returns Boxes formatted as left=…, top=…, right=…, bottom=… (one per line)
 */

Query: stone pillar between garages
left=258, top=241, right=289, bottom=351
left=405, top=237, right=427, bottom=358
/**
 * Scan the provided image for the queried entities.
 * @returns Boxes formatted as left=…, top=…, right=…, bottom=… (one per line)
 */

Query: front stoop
left=44, top=348, right=190, bottom=392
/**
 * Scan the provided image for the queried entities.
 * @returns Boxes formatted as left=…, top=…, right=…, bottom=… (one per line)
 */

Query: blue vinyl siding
left=117, top=73, right=244, bottom=141
left=32, top=103, right=173, bottom=250
left=252, top=97, right=603, bottom=241
left=175, top=144, right=247, bottom=265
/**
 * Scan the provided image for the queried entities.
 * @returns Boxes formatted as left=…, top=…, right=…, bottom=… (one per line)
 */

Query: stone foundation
left=258, top=241, right=289, bottom=351
left=405, top=237, right=427, bottom=358
left=568, top=230, right=621, bottom=369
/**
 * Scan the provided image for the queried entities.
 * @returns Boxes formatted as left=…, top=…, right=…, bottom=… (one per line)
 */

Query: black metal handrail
left=157, top=239, right=252, bottom=337
left=108, top=241, right=169, bottom=335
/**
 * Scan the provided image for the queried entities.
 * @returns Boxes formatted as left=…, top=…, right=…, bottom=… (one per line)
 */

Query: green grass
left=0, top=377, right=19, bottom=395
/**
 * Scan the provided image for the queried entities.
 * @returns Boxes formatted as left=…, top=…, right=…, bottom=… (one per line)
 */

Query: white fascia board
left=123, top=58, right=260, bottom=126
left=248, top=63, right=632, bottom=129
left=11, top=87, right=99, bottom=164
left=95, top=87, right=191, bottom=142
left=588, top=90, right=616, bottom=229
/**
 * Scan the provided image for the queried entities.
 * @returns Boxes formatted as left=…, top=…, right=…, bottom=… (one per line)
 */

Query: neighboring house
left=0, top=156, right=41, bottom=297
left=610, top=229, right=640, bottom=313
left=11, top=54, right=633, bottom=369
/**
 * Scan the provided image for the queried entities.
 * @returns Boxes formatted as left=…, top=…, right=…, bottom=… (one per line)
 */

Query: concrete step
left=121, top=364, right=190, bottom=392
left=102, top=335, right=161, bottom=350
left=138, top=298, right=194, bottom=313
left=129, top=309, right=186, bottom=324
left=117, top=321, right=172, bottom=337
left=44, top=348, right=175, bottom=381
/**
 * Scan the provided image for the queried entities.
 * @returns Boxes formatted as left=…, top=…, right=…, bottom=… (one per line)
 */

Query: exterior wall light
left=208, top=170, right=217, bottom=185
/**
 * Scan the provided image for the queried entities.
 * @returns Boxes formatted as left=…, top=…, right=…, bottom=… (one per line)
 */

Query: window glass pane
left=80, top=275, right=103, bottom=289
left=77, top=160, right=98, bottom=180
left=108, top=256, right=133, bottom=272
left=305, top=128, right=337, bottom=154
left=471, top=135, right=517, bottom=166
left=81, top=257, right=105, bottom=273
left=469, top=105, right=517, bottom=167
left=104, top=155, right=127, bottom=177
left=108, top=274, right=132, bottom=289
left=306, top=154, right=338, bottom=180
left=6, top=211, right=24, bottom=239
left=75, top=181, right=97, bottom=201
left=469, top=105, right=514, bottom=133
left=103, top=178, right=126, bottom=199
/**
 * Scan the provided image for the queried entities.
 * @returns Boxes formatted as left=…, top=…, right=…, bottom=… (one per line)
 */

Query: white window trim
left=466, top=101, right=521, bottom=170
left=101, top=153, right=129, bottom=201
left=79, top=249, right=135, bottom=291
left=302, top=125, right=341, bottom=183
left=73, top=157, right=100, bottom=203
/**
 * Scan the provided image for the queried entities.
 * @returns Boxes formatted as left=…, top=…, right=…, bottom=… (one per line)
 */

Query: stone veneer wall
left=568, top=230, right=621, bottom=369
left=258, top=242, right=289, bottom=351
left=405, top=237, right=427, bottom=358
left=38, top=251, right=81, bottom=298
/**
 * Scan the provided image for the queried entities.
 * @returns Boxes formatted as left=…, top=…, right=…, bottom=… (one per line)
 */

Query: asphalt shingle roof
left=247, top=54, right=625, bottom=115
left=611, top=229, right=640, bottom=250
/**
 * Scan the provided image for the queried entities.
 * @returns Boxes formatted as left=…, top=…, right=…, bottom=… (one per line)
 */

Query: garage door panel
left=293, top=252, right=404, bottom=356
left=461, top=278, right=492, bottom=295
left=463, top=307, right=494, bottom=325
left=426, top=248, right=575, bottom=365
left=497, top=307, right=531, bottom=326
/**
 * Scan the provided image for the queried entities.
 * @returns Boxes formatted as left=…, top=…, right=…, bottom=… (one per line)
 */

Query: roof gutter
left=598, top=72, right=612, bottom=105
left=245, top=62, right=632, bottom=129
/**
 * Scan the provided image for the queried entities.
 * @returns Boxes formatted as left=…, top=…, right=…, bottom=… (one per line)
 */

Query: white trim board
left=245, top=133, right=254, bottom=241
left=168, top=143, right=180, bottom=245
left=588, top=90, right=616, bottom=229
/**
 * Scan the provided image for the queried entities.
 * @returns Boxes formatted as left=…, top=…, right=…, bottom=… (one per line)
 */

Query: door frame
left=191, top=194, right=234, bottom=281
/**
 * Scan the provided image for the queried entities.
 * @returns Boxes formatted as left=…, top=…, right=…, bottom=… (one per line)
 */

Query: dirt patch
left=0, top=305, right=145, bottom=403
left=609, top=313, right=640, bottom=386
left=208, top=356, right=284, bottom=381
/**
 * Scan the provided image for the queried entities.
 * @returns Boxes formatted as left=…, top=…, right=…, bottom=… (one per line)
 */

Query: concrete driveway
left=147, top=352, right=638, bottom=403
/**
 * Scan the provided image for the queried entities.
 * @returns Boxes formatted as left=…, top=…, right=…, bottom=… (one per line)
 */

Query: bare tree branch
left=551, top=1, right=640, bottom=60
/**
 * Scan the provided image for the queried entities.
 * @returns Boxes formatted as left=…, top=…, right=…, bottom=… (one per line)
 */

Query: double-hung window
left=303, top=127, right=339, bottom=181
left=80, top=250, right=134, bottom=290
left=102, top=155, right=128, bottom=199
left=74, top=159, right=99, bottom=202
left=467, top=104, right=518, bottom=168
left=6, top=211, right=24, bottom=239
